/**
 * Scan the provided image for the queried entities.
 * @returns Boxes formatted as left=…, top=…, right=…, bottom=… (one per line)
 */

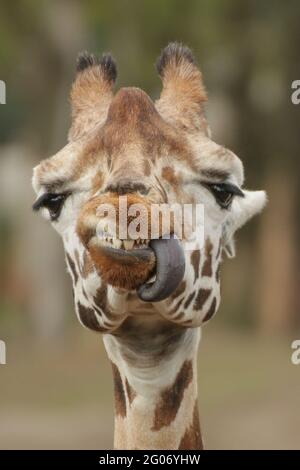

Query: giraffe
left=32, top=43, right=266, bottom=450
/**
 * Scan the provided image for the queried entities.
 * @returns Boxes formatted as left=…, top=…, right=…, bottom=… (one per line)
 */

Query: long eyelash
left=32, top=193, right=54, bottom=211
left=218, top=182, right=244, bottom=197
left=204, top=182, right=245, bottom=197
left=32, top=192, right=69, bottom=212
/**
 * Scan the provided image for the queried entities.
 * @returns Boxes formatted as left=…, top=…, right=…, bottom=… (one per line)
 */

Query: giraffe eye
left=32, top=192, right=69, bottom=221
left=205, top=183, right=244, bottom=209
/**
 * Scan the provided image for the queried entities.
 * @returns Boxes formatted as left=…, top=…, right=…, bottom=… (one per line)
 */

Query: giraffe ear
left=69, top=52, right=117, bottom=141
left=155, top=42, right=209, bottom=136
left=223, top=190, right=267, bottom=257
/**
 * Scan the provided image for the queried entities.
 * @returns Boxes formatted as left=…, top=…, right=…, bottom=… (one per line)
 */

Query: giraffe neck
left=103, top=316, right=203, bottom=450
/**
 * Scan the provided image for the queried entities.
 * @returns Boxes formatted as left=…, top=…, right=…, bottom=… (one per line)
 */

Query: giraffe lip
left=98, top=245, right=155, bottom=265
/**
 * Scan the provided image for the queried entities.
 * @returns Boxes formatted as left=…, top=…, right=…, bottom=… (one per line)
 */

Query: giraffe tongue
left=137, top=234, right=185, bottom=302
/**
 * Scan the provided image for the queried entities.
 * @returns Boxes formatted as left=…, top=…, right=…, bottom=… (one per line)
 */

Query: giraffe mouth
left=95, top=236, right=150, bottom=251
left=94, top=242, right=154, bottom=265
left=90, top=234, right=185, bottom=302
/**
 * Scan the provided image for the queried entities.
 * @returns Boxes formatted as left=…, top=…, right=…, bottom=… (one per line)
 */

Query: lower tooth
left=124, top=240, right=134, bottom=250
left=113, top=239, right=122, bottom=249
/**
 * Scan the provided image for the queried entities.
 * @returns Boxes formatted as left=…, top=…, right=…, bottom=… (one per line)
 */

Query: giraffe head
left=32, top=43, right=266, bottom=332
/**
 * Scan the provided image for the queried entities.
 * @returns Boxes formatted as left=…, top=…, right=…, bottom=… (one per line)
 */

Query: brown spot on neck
left=152, top=360, right=193, bottom=431
left=178, top=401, right=203, bottom=450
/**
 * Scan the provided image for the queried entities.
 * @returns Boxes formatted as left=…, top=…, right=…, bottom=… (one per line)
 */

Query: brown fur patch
left=190, top=250, right=200, bottom=283
left=93, top=283, right=118, bottom=322
left=103, top=87, right=166, bottom=158
left=178, top=401, right=203, bottom=450
left=152, top=360, right=193, bottom=431
left=171, top=281, right=186, bottom=299
left=201, top=238, right=213, bottom=277
left=77, top=302, right=106, bottom=332
left=97, top=86, right=195, bottom=168
left=162, top=166, right=179, bottom=187
left=184, top=291, right=196, bottom=309
left=203, top=297, right=217, bottom=323
left=194, top=288, right=211, bottom=311
left=111, top=363, right=127, bottom=418
left=89, top=244, right=155, bottom=290
left=170, top=297, right=184, bottom=315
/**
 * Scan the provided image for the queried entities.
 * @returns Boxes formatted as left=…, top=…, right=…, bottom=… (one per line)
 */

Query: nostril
left=104, top=180, right=150, bottom=196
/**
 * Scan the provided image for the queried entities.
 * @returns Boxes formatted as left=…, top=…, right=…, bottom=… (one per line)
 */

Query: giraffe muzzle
left=77, top=192, right=185, bottom=299
left=85, top=233, right=185, bottom=302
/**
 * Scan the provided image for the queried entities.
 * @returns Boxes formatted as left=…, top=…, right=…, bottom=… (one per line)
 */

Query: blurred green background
left=0, top=0, right=299, bottom=449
